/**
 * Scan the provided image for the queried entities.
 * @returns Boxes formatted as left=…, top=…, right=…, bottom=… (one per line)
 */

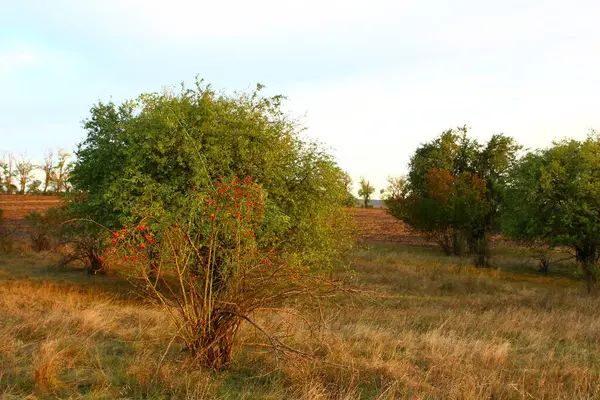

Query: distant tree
left=1, top=153, right=16, bottom=194
left=358, top=178, right=375, bottom=208
left=503, top=133, right=600, bottom=292
left=381, top=176, right=409, bottom=199
left=15, top=157, right=35, bottom=194
left=42, top=150, right=55, bottom=194
left=51, top=150, right=72, bottom=193
left=380, top=176, right=409, bottom=217
left=393, top=126, right=520, bottom=266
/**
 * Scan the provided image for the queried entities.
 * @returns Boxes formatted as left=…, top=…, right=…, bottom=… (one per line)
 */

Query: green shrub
left=70, top=79, right=355, bottom=272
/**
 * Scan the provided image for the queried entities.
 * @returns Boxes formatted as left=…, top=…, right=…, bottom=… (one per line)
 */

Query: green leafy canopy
left=503, top=132, right=600, bottom=259
left=70, top=79, right=354, bottom=268
left=392, top=126, right=520, bottom=259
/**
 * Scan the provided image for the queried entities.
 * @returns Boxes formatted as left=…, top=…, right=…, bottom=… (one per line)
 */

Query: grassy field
left=1, top=207, right=599, bottom=399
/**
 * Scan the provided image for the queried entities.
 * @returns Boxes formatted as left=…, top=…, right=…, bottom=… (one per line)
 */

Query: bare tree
left=1, top=153, right=16, bottom=194
left=42, top=150, right=55, bottom=194
left=52, top=149, right=72, bottom=193
left=15, top=156, right=35, bottom=194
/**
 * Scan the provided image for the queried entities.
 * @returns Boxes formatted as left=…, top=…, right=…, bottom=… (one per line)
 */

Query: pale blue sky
left=1, top=0, right=599, bottom=194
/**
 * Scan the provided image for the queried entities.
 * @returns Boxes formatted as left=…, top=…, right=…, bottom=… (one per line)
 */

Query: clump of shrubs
left=22, top=204, right=107, bottom=275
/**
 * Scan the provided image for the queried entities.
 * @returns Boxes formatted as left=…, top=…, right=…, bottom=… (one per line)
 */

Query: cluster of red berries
left=204, top=176, right=265, bottom=240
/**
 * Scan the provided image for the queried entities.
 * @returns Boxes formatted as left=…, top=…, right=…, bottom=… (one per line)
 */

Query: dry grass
left=1, top=241, right=600, bottom=399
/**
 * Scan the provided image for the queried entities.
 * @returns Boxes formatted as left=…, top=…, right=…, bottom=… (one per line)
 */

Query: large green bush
left=70, top=79, right=354, bottom=270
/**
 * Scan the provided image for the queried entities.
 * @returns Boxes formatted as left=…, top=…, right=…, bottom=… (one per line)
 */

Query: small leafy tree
left=393, top=126, right=520, bottom=265
left=503, top=133, right=600, bottom=292
left=358, top=178, right=375, bottom=208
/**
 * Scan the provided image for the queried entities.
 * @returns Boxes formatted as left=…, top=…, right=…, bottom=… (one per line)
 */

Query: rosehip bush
left=105, top=176, right=344, bottom=371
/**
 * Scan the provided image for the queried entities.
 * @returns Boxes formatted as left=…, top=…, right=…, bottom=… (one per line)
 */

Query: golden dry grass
left=1, top=243, right=599, bottom=399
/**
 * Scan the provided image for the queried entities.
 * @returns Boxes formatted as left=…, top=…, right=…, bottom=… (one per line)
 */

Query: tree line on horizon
left=0, top=149, right=72, bottom=194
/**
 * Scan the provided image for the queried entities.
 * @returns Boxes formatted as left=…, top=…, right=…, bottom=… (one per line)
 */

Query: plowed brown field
left=347, top=207, right=430, bottom=245
left=0, top=197, right=431, bottom=245
left=0, top=195, right=62, bottom=219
